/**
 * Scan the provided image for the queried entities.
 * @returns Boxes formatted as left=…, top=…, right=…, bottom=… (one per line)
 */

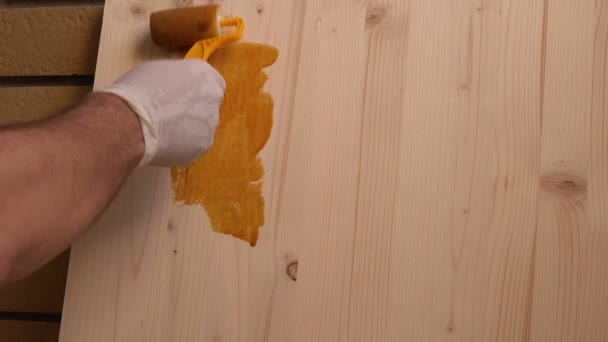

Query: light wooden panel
left=60, top=0, right=608, bottom=341
left=0, top=86, right=91, bottom=126
left=0, top=5, right=103, bottom=76
left=61, top=1, right=305, bottom=341
left=530, top=1, right=604, bottom=341
left=0, top=320, right=60, bottom=342
left=0, top=251, right=69, bottom=313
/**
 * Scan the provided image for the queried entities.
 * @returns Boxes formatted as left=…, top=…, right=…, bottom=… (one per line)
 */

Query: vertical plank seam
left=524, top=0, right=549, bottom=340
left=262, top=0, right=309, bottom=340
left=346, top=30, right=374, bottom=342
left=381, top=3, right=410, bottom=340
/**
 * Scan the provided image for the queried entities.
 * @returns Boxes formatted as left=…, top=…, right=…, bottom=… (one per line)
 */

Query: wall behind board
left=0, top=1, right=103, bottom=341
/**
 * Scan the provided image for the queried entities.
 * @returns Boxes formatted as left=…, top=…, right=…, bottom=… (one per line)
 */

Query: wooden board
left=60, top=0, right=608, bottom=341
left=0, top=320, right=60, bottom=342
left=0, top=86, right=91, bottom=126
left=0, top=251, right=69, bottom=313
left=0, top=5, right=103, bottom=76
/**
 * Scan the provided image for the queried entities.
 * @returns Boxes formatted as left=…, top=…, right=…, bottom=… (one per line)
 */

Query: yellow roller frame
left=185, top=17, right=245, bottom=61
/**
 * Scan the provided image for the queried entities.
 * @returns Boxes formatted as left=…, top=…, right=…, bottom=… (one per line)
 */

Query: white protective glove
left=100, top=59, right=226, bottom=167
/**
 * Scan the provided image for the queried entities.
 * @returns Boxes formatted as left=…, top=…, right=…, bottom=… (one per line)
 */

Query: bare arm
left=0, top=93, right=144, bottom=283
left=0, top=59, right=225, bottom=284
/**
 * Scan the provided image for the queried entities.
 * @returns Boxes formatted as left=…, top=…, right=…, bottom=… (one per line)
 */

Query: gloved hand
left=100, top=59, right=225, bottom=167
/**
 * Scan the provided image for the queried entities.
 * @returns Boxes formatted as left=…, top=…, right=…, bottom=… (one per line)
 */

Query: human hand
left=100, top=59, right=225, bottom=167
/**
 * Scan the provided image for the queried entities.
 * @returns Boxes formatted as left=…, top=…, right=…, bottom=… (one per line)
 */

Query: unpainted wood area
left=60, top=0, right=607, bottom=341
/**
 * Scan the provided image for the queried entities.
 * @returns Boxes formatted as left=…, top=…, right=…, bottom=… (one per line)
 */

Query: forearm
left=0, top=93, right=143, bottom=283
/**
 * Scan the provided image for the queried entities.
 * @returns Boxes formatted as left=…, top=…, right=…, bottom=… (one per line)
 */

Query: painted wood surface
left=61, top=0, right=608, bottom=341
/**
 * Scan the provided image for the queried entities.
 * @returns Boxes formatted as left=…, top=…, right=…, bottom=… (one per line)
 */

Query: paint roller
left=149, top=5, right=244, bottom=61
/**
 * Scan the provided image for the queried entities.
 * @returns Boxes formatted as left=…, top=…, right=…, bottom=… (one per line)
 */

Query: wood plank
left=0, top=6, right=103, bottom=76
left=530, top=1, right=603, bottom=341
left=0, top=86, right=91, bottom=126
left=0, top=320, right=60, bottom=342
left=381, top=1, right=544, bottom=340
left=0, top=251, right=69, bottom=313
left=61, top=1, right=303, bottom=340
left=60, top=0, right=608, bottom=341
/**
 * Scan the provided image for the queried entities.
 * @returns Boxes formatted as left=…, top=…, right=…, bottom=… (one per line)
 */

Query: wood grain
left=61, top=0, right=608, bottom=341
left=0, top=251, right=69, bottom=313
left=0, top=5, right=103, bottom=76
left=530, top=1, right=603, bottom=341
left=0, top=86, right=91, bottom=126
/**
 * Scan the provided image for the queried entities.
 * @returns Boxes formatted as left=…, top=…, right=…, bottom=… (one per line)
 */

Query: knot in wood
left=286, top=261, right=298, bottom=281
left=540, top=173, right=587, bottom=201
left=447, top=320, right=456, bottom=333
left=130, top=4, right=146, bottom=16
left=365, top=5, right=388, bottom=28
left=167, top=219, right=176, bottom=231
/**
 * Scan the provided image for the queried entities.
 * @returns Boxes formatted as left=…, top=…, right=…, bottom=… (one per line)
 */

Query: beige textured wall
left=0, top=6, right=102, bottom=76
left=0, top=86, right=91, bottom=126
